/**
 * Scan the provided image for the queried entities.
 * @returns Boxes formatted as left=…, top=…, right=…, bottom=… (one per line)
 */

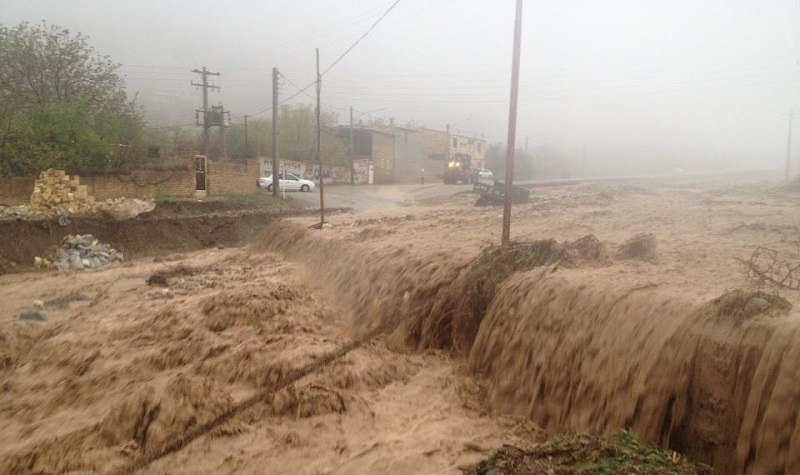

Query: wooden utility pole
left=191, top=66, right=220, bottom=157
left=316, top=48, right=325, bottom=225
left=221, top=108, right=227, bottom=160
left=786, top=110, right=795, bottom=182
left=272, top=67, right=280, bottom=197
left=244, top=115, right=249, bottom=155
left=350, top=106, right=355, bottom=184
left=502, top=0, right=523, bottom=247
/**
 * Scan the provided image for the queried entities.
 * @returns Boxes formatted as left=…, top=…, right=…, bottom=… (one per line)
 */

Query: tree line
left=0, top=21, right=351, bottom=177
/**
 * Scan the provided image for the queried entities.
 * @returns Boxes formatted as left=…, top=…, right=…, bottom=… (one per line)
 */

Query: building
left=345, top=127, right=395, bottom=184
left=420, top=128, right=486, bottom=179
left=336, top=125, right=487, bottom=184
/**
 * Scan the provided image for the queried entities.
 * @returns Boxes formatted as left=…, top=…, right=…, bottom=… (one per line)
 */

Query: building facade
left=336, top=125, right=487, bottom=184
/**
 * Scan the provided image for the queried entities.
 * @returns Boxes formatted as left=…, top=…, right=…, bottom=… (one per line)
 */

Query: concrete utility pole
left=786, top=110, right=795, bottom=182
left=191, top=66, right=220, bottom=157
left=502, top=0, right=523, bottom=247
left=272, top=67, right=280, bottom=197
left=316, top=48, right=325, bottom=225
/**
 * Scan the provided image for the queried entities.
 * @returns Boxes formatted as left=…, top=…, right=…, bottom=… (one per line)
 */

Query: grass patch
left=154, top=192, right=185, bottom=202
left=222, top=191, right=298, bottom=209
left=465, top=430, right=713, bottom=475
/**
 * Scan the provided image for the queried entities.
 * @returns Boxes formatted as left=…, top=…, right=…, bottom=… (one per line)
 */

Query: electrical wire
left=321, top=0, right=401, bottom=76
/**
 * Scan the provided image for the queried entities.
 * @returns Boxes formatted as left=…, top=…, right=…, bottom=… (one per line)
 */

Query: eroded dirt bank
left=0, top=201, right=314, bottom=271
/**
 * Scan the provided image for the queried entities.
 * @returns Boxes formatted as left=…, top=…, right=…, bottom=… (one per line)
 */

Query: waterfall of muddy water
left=469, top=268, right=800, bottom=474
left=262, top=222, right=800, bottom=474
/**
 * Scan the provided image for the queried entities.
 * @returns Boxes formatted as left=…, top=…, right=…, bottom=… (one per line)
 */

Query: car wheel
left=267, top=184, right=273, bottom=192
left=301, top=184, right=310, bottom=192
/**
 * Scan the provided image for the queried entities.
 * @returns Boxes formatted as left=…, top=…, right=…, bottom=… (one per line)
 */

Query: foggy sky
left=3, top=0, right=800, bottom=176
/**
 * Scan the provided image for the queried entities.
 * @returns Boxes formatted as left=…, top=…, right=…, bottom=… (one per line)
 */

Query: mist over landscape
left=3, top=0, right=799, bottom=177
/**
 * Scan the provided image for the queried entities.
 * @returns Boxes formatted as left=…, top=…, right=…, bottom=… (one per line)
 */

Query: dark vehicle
left=443, top=153, right=474, bottom=184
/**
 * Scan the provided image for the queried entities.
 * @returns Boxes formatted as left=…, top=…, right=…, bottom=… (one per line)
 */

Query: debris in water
left=462, top=430, right=713, bottom=475
left=615, top=233, right=658, bottom=263
left=705, top=289, right=791, bottom=326
left=147, top=274, right=169, bottom=287
left=20, top=301, right=47, bottom=321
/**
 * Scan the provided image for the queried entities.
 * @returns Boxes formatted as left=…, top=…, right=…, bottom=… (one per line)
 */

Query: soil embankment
left=0, top=201, right=312, bottom=271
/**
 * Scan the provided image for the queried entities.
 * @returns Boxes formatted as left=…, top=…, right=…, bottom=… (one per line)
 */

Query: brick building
left=338, top=125, right=487, bottom=185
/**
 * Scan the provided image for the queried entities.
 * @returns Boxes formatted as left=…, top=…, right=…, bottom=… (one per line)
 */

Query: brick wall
left=80, top=168, right=196, bottom=200
left=207, top=159, right=260, bottom=195
left=0, top=177, right=36, bottom=205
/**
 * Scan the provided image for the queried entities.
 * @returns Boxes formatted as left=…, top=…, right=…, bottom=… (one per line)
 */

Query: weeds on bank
left=154, top=192, right=184, bottom=202
left=222, top=191, right=296, bottom=209
left=466, top=429, right=713, bottom=475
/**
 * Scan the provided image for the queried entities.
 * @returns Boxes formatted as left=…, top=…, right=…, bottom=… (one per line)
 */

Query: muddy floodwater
left=2, top=176, right=800, bottom=474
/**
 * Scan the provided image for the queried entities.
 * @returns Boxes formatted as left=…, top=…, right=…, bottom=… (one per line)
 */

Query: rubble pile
left=29, top=169, right=95, bottom=214
left=50, top=234, right=124, bottom=270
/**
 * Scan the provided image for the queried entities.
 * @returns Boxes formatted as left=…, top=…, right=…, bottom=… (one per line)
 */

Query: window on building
left=452, top=137, right=457, bottom=147
left=477, top=143, right=482, bottom=152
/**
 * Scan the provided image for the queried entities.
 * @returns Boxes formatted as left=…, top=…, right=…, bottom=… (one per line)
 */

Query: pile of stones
left=51, top=234, right=124, bottom=270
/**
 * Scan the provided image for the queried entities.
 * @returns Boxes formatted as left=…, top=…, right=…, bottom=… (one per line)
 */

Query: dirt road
left=2, top=176, right=800, bottom=474
left=287, top=183, right=474, bottom=212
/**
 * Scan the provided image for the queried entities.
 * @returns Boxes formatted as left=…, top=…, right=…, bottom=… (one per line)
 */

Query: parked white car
left=476, top=169, right=494, bottom=180
left=257, top=172, right=315, bottom=192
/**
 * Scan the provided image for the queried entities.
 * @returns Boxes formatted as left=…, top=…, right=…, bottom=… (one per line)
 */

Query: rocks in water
left=51, top=234, right=124, bottom=270
left=20, top=308, right=47, bottom=321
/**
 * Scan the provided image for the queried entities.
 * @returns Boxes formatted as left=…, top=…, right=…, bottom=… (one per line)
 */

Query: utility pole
left=445, top=123, right=451, bottom=161
left=244, top=115, right=249, bottom=156
left=502, top=0, right=523, bottom=247
left=221, top=111, right=227, bottom=160
left=272, top=67, right=280, bottom=197
left=316, top=48, right=325, bottom=225
left=350, top=106, right=355, bottom=184
left=786, top=110, right=795, bottom=182
left=191, top=66, right=220, bottom=157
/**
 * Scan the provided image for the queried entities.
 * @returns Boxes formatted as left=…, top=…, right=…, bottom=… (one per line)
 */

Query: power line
left=321, top=0, right=401, bottom=76
left=279, top=72, right=316, bottom=101
left=149, top=122, right=196, bottom=130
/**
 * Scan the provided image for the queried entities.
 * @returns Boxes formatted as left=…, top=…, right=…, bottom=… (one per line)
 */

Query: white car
left=257, top=172, right=315, bottom=192
left=477, top=169, right=493, bottom=180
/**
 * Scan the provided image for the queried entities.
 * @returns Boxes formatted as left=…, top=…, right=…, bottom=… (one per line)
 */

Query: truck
left=443, top=153, right=475, bottom=184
